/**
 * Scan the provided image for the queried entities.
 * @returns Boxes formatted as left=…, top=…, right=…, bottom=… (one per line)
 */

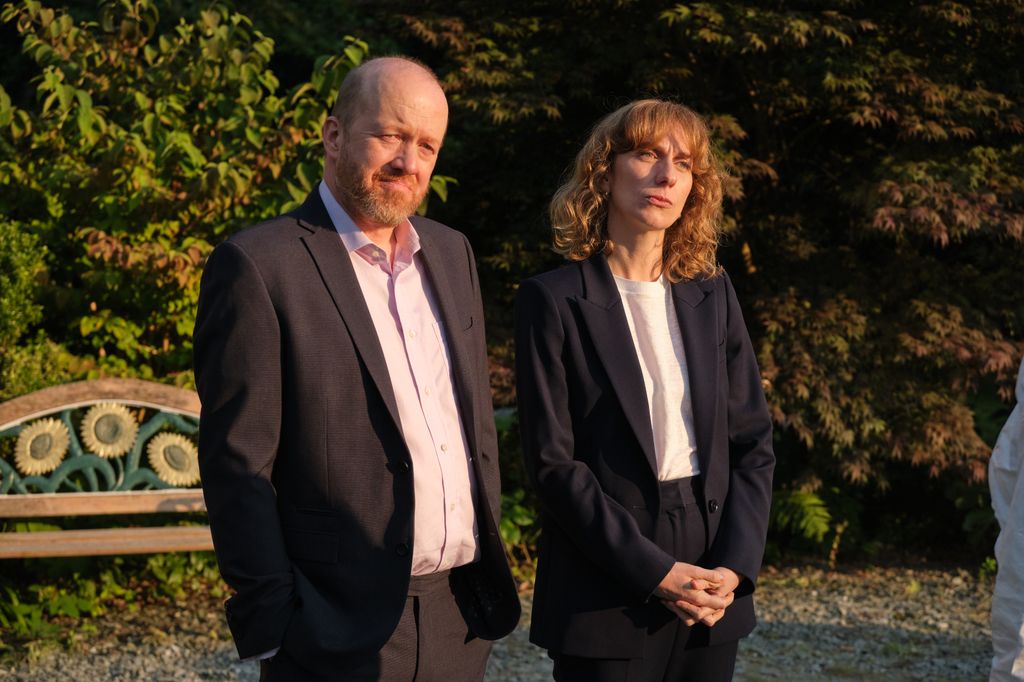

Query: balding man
left=194, top=56, right=520, bottom=681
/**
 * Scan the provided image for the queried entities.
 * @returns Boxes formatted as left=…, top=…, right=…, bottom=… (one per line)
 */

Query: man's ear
left=322, top=116, right=343, bottom=157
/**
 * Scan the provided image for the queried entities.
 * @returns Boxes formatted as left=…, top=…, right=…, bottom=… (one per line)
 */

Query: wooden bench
left=0, top=379, right=214, bottom=559
left=0, top=489, right=212, bottom=558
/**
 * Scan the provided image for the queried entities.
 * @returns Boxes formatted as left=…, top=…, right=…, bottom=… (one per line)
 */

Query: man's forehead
left=354, top=79, right=447, bottom=135
left=360, top=62, right=444, bottom=103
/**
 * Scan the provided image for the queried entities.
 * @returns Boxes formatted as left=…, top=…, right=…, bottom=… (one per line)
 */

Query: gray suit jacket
left=194, top=191, right=519, bottom=674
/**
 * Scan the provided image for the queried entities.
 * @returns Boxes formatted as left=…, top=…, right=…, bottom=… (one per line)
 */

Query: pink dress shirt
left=318, top=181, right=481, bottom=576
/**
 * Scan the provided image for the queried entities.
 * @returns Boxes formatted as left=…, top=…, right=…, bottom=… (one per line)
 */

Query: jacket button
left=395, top=543, right=409, bottom=556
left=708, top=499, right=720, bottom=514
left=398, top=460, right=410, bottom=473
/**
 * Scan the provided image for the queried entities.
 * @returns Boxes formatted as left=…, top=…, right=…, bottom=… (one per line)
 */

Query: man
left=194, top=56, right=520, bottom=681
left=991, top=356, right=1024, bottom=681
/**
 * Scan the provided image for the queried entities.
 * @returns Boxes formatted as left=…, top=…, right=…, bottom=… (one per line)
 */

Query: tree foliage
left=363, top=0, right=1024, bottom=488
left=3, top=0, right=1023, bottom=558
left=339, top=0, right=1024, bottom=556
left=0, top=218, right=77, bottom=400
left=0, top=220, right=43, bottom=356
left=0, top=0, right=365, bottom=385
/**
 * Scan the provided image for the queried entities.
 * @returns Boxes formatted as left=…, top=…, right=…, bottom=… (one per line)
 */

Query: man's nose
left=390, top=143, right=419, bottom=175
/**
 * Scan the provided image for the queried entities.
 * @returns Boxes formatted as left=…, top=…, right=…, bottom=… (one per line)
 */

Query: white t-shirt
left=613, top=274, right=701, bottom=481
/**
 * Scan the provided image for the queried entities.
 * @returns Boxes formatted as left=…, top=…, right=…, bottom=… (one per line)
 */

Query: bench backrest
left=0, top=379, right=213, bottom=558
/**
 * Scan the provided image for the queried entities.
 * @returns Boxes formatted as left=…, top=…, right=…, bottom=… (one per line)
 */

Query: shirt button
left=440, top=443, right=448, bottom=452
left=424, top=388, right=431, bottom=396
left=409, top=330, right=417, bottom=339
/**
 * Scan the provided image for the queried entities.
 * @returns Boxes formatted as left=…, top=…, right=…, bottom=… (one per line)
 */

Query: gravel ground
left=0, top=563, right=995, bottom=681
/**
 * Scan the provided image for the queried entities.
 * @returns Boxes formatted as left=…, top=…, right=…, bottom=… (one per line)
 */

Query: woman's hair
left=550, top=99, right=725, bottom=281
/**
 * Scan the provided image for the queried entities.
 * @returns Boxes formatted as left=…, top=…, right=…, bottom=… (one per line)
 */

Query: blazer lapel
left=416, top=229, right=480, bottom=458
left=293, top=193, right=404, bottom=437
left=671, top=277, right=718, bottom=477
left=575, top=256, right=659, bottom=476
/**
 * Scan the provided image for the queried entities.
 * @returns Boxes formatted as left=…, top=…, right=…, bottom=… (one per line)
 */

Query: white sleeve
left=990, top=357, right=1024, bottom=681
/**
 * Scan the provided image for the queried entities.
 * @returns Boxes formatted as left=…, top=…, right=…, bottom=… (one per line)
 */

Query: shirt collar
left=318, top=180, right=421, bottom=272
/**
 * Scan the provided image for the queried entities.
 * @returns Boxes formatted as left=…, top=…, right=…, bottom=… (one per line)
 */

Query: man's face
left=328, top=69, right=448, bottom=229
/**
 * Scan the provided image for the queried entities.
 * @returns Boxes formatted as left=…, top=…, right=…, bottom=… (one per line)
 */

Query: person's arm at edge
left=194, top=239, right=295, bottom=659
left=702, top=269, right=776, bottom=597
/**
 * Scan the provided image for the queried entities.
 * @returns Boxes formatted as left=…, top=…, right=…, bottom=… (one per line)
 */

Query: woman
left=515, top=99, right=775, bottom=681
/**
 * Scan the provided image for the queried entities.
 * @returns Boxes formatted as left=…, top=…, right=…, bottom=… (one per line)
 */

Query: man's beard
left=335, top=160, right=425, bottom=228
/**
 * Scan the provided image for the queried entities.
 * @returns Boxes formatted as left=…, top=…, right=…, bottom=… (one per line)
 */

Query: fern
left=771, top=490, right=832, bottom=543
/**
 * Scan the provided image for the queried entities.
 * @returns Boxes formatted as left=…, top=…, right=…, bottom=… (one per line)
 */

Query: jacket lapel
left=575, top=256, right=659, bottom=475
left=293, top=192, right=404, bottom=437
left=416, top=228, right=480, bottom=459
left=671, top=277, right=718, bottom=477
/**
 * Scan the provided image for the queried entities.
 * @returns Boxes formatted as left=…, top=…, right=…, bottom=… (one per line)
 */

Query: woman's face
left=604, top=127, right=694, bottom=240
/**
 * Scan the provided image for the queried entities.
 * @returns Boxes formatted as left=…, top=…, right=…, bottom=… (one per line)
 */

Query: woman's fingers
left=677, top=588, right=731, bottom=610
left=700, top=608, right=726, bottom=626
left=661, top=599, right=703, bottom=625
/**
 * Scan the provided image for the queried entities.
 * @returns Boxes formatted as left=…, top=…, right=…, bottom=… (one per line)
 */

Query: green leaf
left=428, top=175, right=458, bottom=203
left=239, top=84, right=261, bottom=105
left=244, top=126, right=262, bottom=147
left=771, top=491, right=832, bottom=543
left=0, top=85, right=12, bottom=127
left=143, top=112, right=156, bottom=138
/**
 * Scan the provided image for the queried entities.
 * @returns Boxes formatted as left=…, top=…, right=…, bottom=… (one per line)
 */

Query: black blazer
left=514, top=255, right=774, bottom=658
left=194, top=191, right=519, bottom=674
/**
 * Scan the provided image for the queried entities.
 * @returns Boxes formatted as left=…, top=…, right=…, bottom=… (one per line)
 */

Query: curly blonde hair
left=550, top=99, right=724, bottom=282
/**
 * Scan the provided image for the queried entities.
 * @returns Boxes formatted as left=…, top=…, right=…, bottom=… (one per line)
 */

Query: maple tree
left=3, top=0, right=1022, bottom=555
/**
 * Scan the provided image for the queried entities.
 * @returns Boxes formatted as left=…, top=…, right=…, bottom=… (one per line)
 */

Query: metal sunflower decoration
left=14, top=418, right=70, bottom=475
left=80, top=402, right=139, bottom=458
left=146, top=433, right=200, bottom=486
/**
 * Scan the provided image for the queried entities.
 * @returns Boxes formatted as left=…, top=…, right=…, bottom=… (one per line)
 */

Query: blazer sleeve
left=193, top=240, right=295, bottom=659
left=515, top=277, right=676, bottom=600
left=463, top=233, right=501, bottom=516
left=704, top=271, right=775, bottom=592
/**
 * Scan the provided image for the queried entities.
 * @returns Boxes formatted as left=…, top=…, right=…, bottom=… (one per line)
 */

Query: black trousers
left=260, top=570, right=491, bottom=682
left=552, top=477, right=739, bottom=682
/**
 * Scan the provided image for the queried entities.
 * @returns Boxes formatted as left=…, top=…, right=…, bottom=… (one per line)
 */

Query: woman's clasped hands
left=655, top=563, right=741, bottom=627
